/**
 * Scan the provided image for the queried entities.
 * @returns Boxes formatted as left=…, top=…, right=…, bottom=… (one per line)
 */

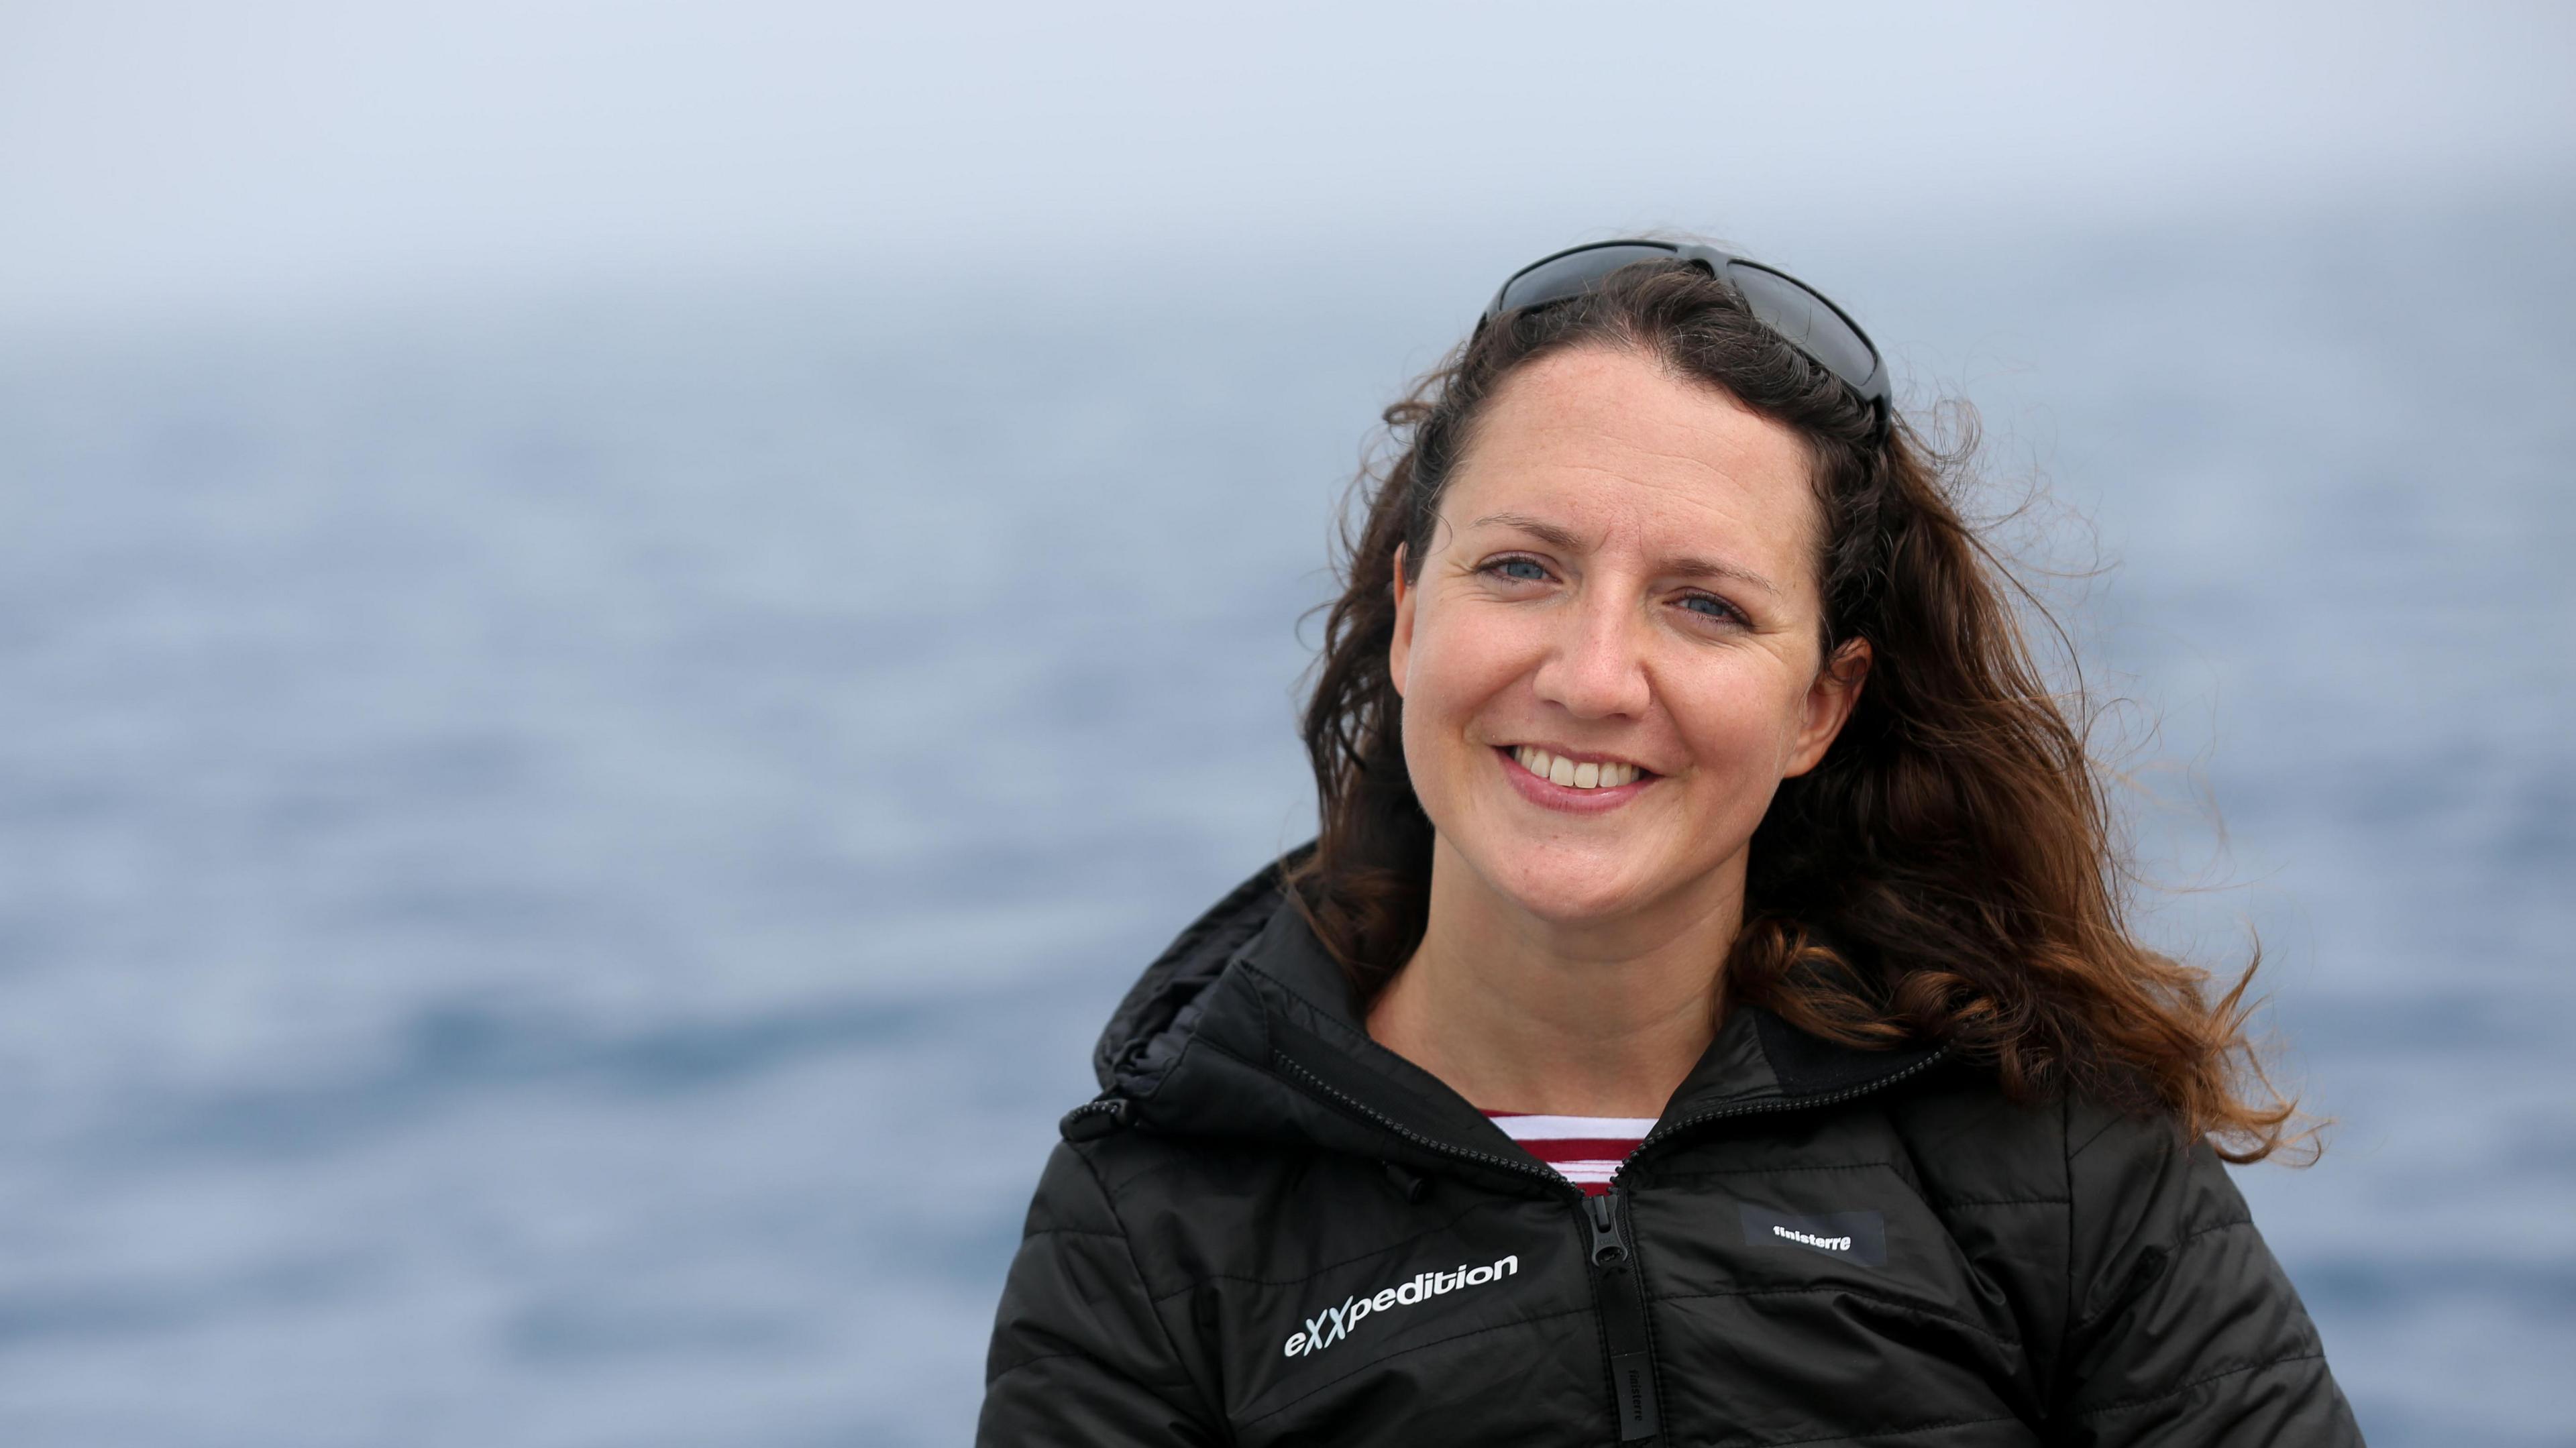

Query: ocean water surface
left=0, top=199, right=2569, bottom=1444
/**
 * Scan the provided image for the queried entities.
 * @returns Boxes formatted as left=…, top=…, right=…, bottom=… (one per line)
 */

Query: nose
left=1529, top=588, right=1652, bottom=720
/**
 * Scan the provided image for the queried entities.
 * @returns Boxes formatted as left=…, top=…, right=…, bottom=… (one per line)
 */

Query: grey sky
left=4, top=1, right=2571, bottom=325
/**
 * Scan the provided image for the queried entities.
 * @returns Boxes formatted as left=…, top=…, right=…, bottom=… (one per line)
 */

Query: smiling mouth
left=1506, top=745, right=1650, bottom=791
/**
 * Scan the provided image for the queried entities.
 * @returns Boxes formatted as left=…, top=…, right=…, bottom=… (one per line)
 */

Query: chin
left=1478, top=844, right=1656, bottom=926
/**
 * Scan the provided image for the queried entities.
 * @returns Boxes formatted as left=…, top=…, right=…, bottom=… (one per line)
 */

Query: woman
left=977, top=241, right=2361, bottom=1445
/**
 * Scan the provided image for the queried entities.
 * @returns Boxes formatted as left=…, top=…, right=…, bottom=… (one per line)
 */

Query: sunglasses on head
left=1478, top=240, right=1891, bottom=429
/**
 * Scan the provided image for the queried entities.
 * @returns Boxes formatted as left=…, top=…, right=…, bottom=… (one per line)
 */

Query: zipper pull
left=1585, top=1190, right=1628, bottom=1265
left=1058, top=1095, right=1132, bottom=1141
left=1584, top=1187, right=1662, bottom=1441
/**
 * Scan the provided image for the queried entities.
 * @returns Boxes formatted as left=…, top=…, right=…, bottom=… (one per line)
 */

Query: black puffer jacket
left=978, top=860, right=2361, bottom=1445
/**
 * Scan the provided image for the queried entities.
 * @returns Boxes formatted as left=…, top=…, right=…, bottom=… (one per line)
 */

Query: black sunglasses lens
left=1487, top=243, right=1883, bottom=411
left=1723, top=264, right=1879, bottom=392
left=1494, top=244, right=1678, bottom=317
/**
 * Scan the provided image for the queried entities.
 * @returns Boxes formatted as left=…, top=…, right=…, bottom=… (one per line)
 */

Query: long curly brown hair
left=1285, top=255, right=2308, bottom=1162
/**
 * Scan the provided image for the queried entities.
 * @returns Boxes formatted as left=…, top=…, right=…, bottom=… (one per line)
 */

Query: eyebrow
left=1468, top=511, right=1783, bottom=598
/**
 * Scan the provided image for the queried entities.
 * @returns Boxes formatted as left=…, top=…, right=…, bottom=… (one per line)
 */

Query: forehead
left=1444, top=345, right=1823, bottom=583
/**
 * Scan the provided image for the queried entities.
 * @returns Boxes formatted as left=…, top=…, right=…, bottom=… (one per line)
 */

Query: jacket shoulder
left=1882, top=1074, right=2261, bottom=1308
left=1882, top=1064, right=2076, bottom=1211
left=979, top=1137, right=1230, bottom=1444
left=1882, top=1067, right=2248, bottom=1231
left=2057, top=1095, right=2264, bottom=1327
left=2027, top=1093, right=2357, bottom=1441
left=1038, top=1124, right=1337, bottom=1293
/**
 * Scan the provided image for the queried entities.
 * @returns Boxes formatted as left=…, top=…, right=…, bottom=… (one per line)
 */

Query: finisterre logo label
left=1283, top=1254, right=1520, bottom=1357
left=1739, top=1203, right=1889, bottom=1266
left=1772, top=1224, right=1854, bottom=1252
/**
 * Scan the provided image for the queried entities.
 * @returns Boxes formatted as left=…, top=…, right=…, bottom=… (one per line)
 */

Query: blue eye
left=1678, top=594, right=1743, bottom=623
left=1487, top=557, right=1550, bottom=583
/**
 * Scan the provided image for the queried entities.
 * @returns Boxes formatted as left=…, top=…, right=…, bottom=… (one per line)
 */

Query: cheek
left=1401, top=600, right=1539, bottom=725
left=1664, top=667, right=1807, bottom=768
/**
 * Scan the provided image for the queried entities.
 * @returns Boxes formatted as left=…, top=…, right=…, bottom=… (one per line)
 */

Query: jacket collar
left=1083, top=855, right=1941, bottom=1187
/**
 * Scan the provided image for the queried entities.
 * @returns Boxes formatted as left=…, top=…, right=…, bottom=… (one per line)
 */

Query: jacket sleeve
left=977, top=1139, right=1221, bottom=1447
left=2051, top=1104, right=2363, bottom=1446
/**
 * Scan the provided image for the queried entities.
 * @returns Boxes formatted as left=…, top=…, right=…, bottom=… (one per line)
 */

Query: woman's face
left=1389, top=343, right=1867, bottom=935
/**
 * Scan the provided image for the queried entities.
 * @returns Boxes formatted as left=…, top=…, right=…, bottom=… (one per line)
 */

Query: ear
left=1387, top=543, right=1415, bottom=700
left=1784, top=636, right=1870, bottom=777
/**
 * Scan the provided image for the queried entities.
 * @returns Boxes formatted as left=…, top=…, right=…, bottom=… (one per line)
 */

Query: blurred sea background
left=3, top=5, right=2571, bottom=1445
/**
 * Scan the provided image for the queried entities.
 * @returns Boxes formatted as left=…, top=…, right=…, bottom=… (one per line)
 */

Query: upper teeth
left=1514, top=746, right=1641, bottom=789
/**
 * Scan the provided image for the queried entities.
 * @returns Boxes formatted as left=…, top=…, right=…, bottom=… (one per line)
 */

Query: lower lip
left=1495, top=747, right=1656, bottom=814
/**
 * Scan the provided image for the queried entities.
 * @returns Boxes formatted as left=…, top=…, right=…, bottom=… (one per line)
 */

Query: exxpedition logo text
left=1283, top=1254, right=1520, bottom=1357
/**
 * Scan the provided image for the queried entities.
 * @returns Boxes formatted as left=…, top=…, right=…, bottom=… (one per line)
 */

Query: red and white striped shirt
left=1486, top=1112, right=1655, bottom=1196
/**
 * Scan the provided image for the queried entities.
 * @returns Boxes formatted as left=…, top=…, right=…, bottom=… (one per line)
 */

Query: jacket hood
left=1069, top=851, right=1943, bottom=1191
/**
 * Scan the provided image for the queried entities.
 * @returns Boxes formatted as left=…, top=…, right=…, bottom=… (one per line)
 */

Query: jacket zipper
left=1620, top=1046, right=1951, bottom=1173
left=1270, top=1046, right=1948, bottom=1445
left=1271, top=1055, right=1569, bottom=1189
left=1587, top=1186, right=1660, bottom=1441
left=1588, top=1048, right=1949, bottom=1443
